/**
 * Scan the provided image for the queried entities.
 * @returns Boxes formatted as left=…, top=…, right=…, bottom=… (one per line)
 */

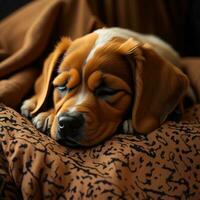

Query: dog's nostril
left=58, top=117, right=66, bottom=129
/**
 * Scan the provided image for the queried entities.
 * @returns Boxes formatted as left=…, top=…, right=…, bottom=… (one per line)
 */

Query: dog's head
left=31, top=31, right=189, bottom=146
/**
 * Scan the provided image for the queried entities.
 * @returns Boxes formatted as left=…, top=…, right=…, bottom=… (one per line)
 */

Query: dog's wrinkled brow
left=59, top=33, right=98, bottom=72
left=87, top=71, right=103, bottom=91
left=53, top=72, right=69, bottom=86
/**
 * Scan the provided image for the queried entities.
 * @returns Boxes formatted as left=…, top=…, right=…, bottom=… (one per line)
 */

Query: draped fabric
left=88, top=0, right=188, bottom=54
left=0, top=0, right=103, bottom=108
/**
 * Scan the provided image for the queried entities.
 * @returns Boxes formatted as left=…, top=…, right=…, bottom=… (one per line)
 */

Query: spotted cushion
left=0, top=103, right=199, bottom=199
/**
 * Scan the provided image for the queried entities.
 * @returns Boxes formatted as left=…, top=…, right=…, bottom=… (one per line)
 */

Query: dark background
left=0, top=0, right=30, bottom=20
left=0, top=0, right=200, bottom=57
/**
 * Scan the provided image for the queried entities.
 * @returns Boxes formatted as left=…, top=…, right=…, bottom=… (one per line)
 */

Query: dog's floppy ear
left=31, top=37, right=71, bottom=115
left=119, top=38, right=189, bottom=133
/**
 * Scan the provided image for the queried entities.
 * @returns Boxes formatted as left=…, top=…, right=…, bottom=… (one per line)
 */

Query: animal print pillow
left=0, top=103, right=199, bottom=199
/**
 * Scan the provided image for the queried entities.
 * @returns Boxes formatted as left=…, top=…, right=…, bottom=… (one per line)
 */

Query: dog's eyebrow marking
left=53, top=72, right=69, bottom=86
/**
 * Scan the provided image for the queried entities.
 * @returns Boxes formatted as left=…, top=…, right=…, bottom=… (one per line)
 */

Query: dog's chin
left=58, top=138, right=82, bottom=148
left=58, top=137, right=102, bottom=148
left=57, top=134, right=108, bottom=148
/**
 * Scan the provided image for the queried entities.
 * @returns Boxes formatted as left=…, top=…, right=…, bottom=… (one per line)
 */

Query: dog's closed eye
left=57, top=85, right=68, bottom=93
left=57, top=84, right=73, bottom=94
left=95, top=86, right=119, bottom=98
left=57, top=85, right=66, bottom=92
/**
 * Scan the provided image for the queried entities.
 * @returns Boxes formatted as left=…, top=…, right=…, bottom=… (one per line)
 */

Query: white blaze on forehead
left=85, top=27, right=149, bottom=62
left=68, top=90, right=87, bottom=113
left=68, top=86, right=87, bottom=113
left=68, top=72, right=87, bottom=113
left=85, top=28, right=129, bottom=62
left=86, top=27, right=180, bottom=63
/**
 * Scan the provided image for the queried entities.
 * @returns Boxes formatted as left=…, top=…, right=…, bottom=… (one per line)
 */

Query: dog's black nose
left=57, top=112, right=84, bottom=139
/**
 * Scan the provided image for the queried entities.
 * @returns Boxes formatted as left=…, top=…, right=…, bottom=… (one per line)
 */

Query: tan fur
left=21, top=28, right=189, bottom=146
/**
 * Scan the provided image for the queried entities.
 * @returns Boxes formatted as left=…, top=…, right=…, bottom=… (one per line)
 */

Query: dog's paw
left=32, top=112, right=54, bottom=133
left=123, top=119, right=134, bottom=134
left=21, top=99, right=36, bottom=118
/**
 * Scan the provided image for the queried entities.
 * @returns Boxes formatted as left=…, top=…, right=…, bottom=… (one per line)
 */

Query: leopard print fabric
left=0, top=103, right=200, bottom=199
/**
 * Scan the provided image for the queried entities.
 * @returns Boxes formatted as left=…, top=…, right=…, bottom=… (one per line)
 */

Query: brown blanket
left=0, top=0, right=102, bottom=108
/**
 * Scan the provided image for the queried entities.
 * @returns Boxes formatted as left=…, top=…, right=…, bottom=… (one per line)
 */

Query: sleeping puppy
left=21, top=27, right=190, bottom=147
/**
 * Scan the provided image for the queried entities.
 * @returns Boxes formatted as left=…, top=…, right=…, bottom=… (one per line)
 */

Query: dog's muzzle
left=57, top=112, right=85, bottom=147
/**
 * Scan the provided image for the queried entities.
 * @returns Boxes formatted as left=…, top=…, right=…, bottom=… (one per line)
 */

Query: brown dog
left=21, top=27, right=190, bottom=147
